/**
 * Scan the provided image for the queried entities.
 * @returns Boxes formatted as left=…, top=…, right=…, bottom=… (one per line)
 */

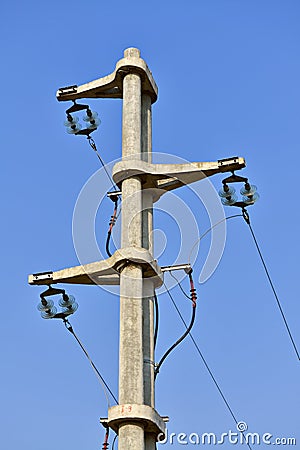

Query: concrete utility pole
left=29, top=48, right=246, bottom=450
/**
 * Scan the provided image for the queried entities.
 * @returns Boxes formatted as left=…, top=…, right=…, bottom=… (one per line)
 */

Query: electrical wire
left=105, top=198, right=119, bottom=258
left=188, top=209, right=299, bottom=360
left=112, top=434, right=118, bottom=450
left=63, top=318, right=118, bottom=406
left=87, top=136, right=117, bottom=191
left=163, top=283, right=253, bottom=450
left=87, top=136, right=122, bottom=258
left=242, top=209, right=300, bottom=361
left=169, top=271, right=193, bottom=301
left=188, top=214, right=243, bottom=264
left=102, top=425, right=109, bottom=450
left=154, top=272, right=197, bottom=379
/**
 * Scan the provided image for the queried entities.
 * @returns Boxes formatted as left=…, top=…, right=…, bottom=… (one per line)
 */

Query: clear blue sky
left=1, top=1, right=299, bottom=449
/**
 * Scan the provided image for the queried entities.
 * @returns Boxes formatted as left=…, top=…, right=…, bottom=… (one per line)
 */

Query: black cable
left=154, top=275, right=197, bottom=379
left=154, top=292, right=159, bottom=350
left=155, top=308, right=195, bottom=378
left=105, top=234, right=112, bottom=258
left=242, top=209, right=300, bottom=361
left=105, top=235, right=112, bottom=258
left=163, top=283, right=253, bottom=450
left=106, top=199, right=118, bottom=258
left=63, top=319, right=118, bottom=406
left=112, top=434, right=118, bottom=450
left=87, top=137, right=117, bottom=191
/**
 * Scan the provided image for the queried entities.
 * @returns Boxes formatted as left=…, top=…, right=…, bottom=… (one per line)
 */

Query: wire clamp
left=143, top=358, right=156, bottom=367
left=242, top=208, right=250, bottom=224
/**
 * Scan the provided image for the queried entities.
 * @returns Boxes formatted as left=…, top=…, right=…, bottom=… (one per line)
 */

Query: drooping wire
left=112, top=434, right=118, bottom=450
left=87, top=136, right=117, bottom=191
left=63, top=318, right=118, bottom=406
left=188, top=210, right=300, bottom=360
left=86, top=136, right=121, bottom=258
left=106, top=198, right=119, bottom=257
left=163, top=283, right=253, bottom=450
left=154, top=271, right=197, bottom=379
left=242, top=209, right=300, bottom=361
left=188, top=214, right=243, bottom=264
left=169, top=271, right=193, bottom=301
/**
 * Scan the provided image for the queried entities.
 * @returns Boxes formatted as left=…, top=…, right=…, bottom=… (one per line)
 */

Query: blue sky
left=1, top=1, right=299, bottom=449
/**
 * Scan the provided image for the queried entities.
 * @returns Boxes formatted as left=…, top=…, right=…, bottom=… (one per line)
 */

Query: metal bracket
left=161, top=263, right=191, bottom=273
left=222, top=173, right=248, bottom=184
left=40, top=286, right=65, bottom=299
left=107, top=190, right=122, bottom=203
left=31, top=271, right=53, bottom=283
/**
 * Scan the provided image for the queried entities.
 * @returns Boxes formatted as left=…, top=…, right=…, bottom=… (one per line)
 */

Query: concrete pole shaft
left=121, top=177, right=142, bottom=248
left=143, top=278, right=155, bottom=407
left=119, top=423, right=145, bottom=449
left=119, top=264, right=144, bottom=404
left=119, top=59, right=145, bottom=450
left=141, top=94, right=152, bottom=163
left=141, top=94, right=156, bottom=450
left=122, top=72, right=141, bottom=159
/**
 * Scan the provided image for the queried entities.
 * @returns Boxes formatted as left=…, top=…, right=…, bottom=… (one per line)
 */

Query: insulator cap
left=240, top=184, right=257, bottom=197
left=221, top=194, right=238, bottom=205
left=219, top=185, right=236, bottom=198
left=64, top=115, right=79, bottom=126
left=41, top=306, right=57, bottom=319
left=67, top=123, right=82, bottom=134
left=242, top=192, right=260, bottom=204
left=37, top=299, right=54, bottom=311
left=83, top=111, right=99, bottom=122
left=59, top=294, right=75, bottom=308
left=62, top=302, right=79, bottom=316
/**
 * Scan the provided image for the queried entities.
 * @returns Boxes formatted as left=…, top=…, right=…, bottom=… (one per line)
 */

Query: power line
left=163, top=283, right=253, bottom=450
left=188, top=209, right=300, bottom=360
left=63, top=318, right=118, bottom=406
left=155, top=280, right=196, bottom=379
left=242, top=210, right=300, bottom=361
left=87, top=136, right=117, bottom=191
left=188, top=214, right=243, bottom=264
left=111, top=434, right=118, bottom=450
left=169, top=271, right=192, bottom=301
left=105, top=197, right=119, bottom=258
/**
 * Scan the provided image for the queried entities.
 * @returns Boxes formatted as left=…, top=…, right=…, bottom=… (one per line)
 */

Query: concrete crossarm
left=28, top=247, right=163, bottom=287
left=56, top=52, right=158, bottom=103
left=112, top=157, right=246, bottom=201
